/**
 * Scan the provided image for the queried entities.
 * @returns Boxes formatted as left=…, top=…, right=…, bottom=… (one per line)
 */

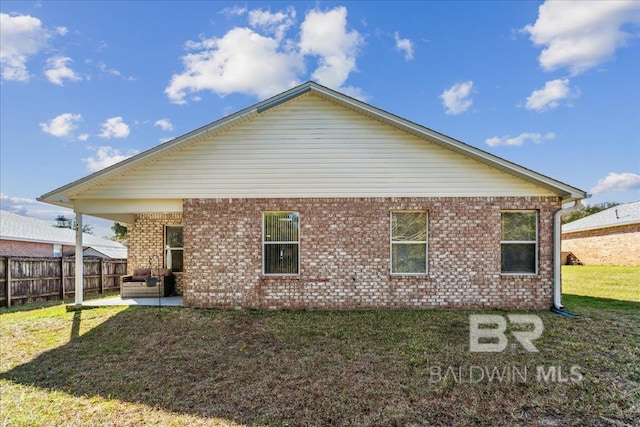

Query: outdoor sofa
left=120, top=268, right=174, bottom=298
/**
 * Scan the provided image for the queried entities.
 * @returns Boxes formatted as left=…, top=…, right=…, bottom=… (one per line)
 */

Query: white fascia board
left=72, top=199, right=183, bottom=214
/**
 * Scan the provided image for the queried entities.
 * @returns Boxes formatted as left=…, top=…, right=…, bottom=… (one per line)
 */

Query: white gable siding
left=75, top=94, right=555, bottom=199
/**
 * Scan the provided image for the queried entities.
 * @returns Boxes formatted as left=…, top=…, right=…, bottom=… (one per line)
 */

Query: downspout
left=552, top=199, right=583, bottom=315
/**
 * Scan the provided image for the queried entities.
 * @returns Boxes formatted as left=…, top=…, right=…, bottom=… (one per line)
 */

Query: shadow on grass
left=2, top=307, right=432, bottom=425
left=2, top=305, right=639, bottom=425
left=0, top=292, right=121, bottom=315
left=563, top=293, right=640, bottom=311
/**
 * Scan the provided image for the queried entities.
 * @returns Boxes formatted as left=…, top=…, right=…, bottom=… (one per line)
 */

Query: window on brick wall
left=263, top=211, right=299, bottom=275
left=391, top=211, right=428, bottom=274
left=53, top=244, right=62, bottom=257
left=165, top=225, right=183, bottom=272
left=501, top=210, right=538, bottom=274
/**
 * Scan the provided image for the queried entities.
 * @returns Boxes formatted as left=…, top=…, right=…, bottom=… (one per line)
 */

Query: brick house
left=562, top=200, right=639, bottom=266
left=0, top=210, right=127, bottom=259
left=39, top=82, right=586, bottom=310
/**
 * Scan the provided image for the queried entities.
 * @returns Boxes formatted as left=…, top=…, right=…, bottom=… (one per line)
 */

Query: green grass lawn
left=563, top=265, right=639, bottom=302
left=1, top=267, right=638, bottom=426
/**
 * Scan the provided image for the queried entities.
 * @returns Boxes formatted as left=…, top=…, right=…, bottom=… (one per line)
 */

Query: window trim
left=500, top=210, right=538, bottom=275
left=164, top=224, right=183, bottom=273
left=262, top=211, right=300, bottom=276
left=390, top=210, right=428, bottom=276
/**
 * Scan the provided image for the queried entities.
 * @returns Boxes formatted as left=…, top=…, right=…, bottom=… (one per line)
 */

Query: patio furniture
left=120, top=268, right=174, bottom=298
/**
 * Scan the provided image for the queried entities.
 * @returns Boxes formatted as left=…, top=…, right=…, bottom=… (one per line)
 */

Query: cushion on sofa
left=133, top=268, right=151, bottom=277
left=151, top=268, right=172, bottom=277
left=131, top=268, right=151, bottom=281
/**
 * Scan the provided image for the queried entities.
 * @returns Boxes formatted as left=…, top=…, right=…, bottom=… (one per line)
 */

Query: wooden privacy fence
left=0, top=257, right=127, bottom=307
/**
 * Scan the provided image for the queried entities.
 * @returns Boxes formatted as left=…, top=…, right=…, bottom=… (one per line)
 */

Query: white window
left=391, top=211, right=427, bottom=274
left=263, top=212, right=299, bottom=275
left=165, top=225, right=183, bottom=272
left=53, top=244, right=62, bottom=257
left=501, top=210, right=538, bottom=274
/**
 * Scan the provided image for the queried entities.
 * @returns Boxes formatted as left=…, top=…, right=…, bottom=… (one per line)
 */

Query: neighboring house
left=562, top=201, right=640, bottom=266
left=39, top=82, right=586, bottom=310
left=0, top=210, right=127, bottom=259
left=82, top=246, right=128, bottom=259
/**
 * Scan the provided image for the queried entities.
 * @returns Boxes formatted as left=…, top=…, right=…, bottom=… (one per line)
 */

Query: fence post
left=5, top=257, right=11, bottom=308
left=60, top=257, right=65, bottom=300
left=99, top=258, right=104, bottom=294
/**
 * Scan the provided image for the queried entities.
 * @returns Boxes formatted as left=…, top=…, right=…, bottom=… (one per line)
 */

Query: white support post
left=75, top=212, right=84, bottom=306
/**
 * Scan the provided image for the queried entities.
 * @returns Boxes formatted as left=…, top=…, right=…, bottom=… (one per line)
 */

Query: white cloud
left=40, top=113, right=82, bottom=138
left=0, top=193, right=69, bottom=220
left=78, top=133, right=89, bottom=141
left=440, top=81, right=474, bottom=115
left=220, top=5, right=247, bottom=18
left=525, top=78, right=578, bottom=111
left=0, top=13, right=50, bottom=81
left=165, top=27, right=304, bottom=103
left=486, top=132, right=555, bottom=147
left=166, top=5, right=365, bottom=104
left=95, top=61, right=135, bottom=81
left=0, top=193, right=37, bottom=214
left=154, top=118, right=173, bottom=131
left=523, top=1, right=640, bottom=75
left=99, top=116, right=130, bottom=139
left=299, top=6, right=363, bottom=91
left=590, top=172, right=640, bottom=195
left=82, top=146, right=139, bottom=172
left=248, top=7, right=296, bottom=41
left=98, top=61, right=121, bottom=76
left=55, top=26, right=68, bottom=36
left=44, top=56, right=81, bottom=85
left=394, top=32, right=414, bottom=61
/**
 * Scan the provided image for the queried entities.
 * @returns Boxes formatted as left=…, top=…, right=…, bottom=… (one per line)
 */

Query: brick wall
left=562, top=224, right=640, bottom=266
left=128, top=213, right=184, bottom=293
left=181, top=196, right=561, bottom=310
left=1, top=241, right=91, bottom=258
left=0, top=240, right=54, bottom=257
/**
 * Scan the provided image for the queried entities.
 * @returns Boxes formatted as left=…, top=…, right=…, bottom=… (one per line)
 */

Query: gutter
left=552, top=198, right=586, bottom=314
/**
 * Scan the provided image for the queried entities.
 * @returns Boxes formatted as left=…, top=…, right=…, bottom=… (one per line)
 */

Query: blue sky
left=1, top=1, right=639, bottom=238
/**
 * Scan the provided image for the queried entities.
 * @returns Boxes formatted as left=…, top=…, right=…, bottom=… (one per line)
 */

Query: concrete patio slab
left=81, top=296, right=184, bottom=307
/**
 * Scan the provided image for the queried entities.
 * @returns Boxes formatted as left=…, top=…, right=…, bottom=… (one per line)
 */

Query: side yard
left=0, top=266, right=638, bottom=426
left=562, top=265, right=639, bottom=302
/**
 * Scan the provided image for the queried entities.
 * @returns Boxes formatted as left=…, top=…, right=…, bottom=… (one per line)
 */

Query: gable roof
left=0, top=210, right=127, bottom=255
left=39, top=81, right=586, bottom=216
left=562, top=200, right=640, bottom=234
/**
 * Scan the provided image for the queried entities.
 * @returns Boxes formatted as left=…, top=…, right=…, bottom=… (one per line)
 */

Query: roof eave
left=39, top=81, right=588, bottom=205
left=563, top=220, right=640, bottom=234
